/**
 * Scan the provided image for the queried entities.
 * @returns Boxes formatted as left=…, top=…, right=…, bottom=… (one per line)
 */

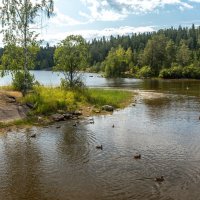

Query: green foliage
left=23, top=86, right=133, bottom=115
left=159, top=66, right=183, bottom=79
left=35, top=44, right=56, bottom=70
left=182, top=65, right=200, bottom=79
left=0, top=0, right=54, bottom=95
left=1, top=44, right=39, bottom=73
left=159, top=65, right=200, bottom=79
left=103, top=46, right=133, bottom=78
left=54, top=35, right=88, bottom=88
left=137, top=66, right=152, bottom=78
left=176, top=40, right=191, bottom=66
left=88, top=24, right=200, bottom=79
left=142, top=34, right=167, bottom=75
left=12, top=71, right=35, bottom=91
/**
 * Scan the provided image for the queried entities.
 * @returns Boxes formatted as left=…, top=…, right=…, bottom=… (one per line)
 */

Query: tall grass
left=23, top=86, right=77, bottom=114
left=22, top=86, right=133, bottom=115
left=86, top=88, right=133, bottom=108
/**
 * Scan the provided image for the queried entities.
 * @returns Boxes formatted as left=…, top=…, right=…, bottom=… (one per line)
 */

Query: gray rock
left=102, top=105, right=114, bottom=112
left=73, top=110, right=83, bottom=116
left=63, top=113, right=73, bottom=119
left=5, top=95, right=16, bottom=103
left=51, top=114, right=65, bottom=122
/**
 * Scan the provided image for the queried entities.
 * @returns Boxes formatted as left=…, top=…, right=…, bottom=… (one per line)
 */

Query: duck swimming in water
left=155, top=176, right=164, bottom=182
left=96, top=145, right=103, bottom=150
left=134, top=154, right=141, bottom=159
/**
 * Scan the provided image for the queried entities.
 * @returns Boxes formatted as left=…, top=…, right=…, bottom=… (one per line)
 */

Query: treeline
left=89, top=24, right=200, bottom=78
left=1, top=24, right=200, bottom=79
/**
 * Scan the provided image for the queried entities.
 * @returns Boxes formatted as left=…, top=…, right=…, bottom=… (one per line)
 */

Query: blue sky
left=2, top=0, right=200, bottom=44
left=41, top=0, right=200, bottom=43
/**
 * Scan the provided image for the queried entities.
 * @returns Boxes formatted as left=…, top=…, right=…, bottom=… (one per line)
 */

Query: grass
left=0, top=86, right=133, bottom=130
left=22, top=86, right=133, bottom=115
left=86, top=88, right=133, bottom=108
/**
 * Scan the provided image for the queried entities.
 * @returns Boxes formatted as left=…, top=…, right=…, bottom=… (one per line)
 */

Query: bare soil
left=0, top=90, right=29, bottom=123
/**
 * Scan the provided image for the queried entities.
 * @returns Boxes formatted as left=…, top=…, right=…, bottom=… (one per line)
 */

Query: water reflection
left=1, top=74, right=200, bottom=199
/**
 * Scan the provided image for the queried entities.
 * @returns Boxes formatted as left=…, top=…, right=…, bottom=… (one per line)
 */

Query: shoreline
left=0, top=87, right=134, bottom=133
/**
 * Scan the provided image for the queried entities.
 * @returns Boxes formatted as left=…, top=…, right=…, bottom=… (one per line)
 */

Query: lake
left=0, top=71, right=200, bottom=200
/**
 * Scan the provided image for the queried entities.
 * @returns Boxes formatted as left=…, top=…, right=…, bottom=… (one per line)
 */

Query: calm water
left=0, top=72, right=200, bottom=200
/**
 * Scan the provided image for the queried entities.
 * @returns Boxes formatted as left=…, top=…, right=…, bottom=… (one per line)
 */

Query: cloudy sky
left=2, top=0, right=200, bottom=45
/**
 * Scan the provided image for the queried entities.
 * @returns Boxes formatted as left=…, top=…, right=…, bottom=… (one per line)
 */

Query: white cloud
left=41, top=26, right=156, bottom=44
left=80, top=0, right=194, bottom=21
left=49, top=8, right=87, bottom=26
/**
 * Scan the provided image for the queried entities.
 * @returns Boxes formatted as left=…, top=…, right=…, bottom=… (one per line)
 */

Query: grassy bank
left=22, top=86, right=133, bottom=115
left=0, top=86, right=133, bottom=131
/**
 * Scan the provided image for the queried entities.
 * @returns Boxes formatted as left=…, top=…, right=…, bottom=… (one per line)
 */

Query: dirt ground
left=0, top=90, right=29, bottom=123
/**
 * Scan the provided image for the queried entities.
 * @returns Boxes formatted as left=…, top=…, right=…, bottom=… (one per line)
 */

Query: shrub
left=159, top=65, right=200, bottom=79
left=182, top=65, right=200, bottom=79
left=12, top=71, right=35, bottom=92
left=137, top=66, right=152, bottom=78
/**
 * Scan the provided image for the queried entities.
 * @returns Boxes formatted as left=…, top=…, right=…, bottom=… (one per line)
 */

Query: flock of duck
left=29, top=113, right=168, bottom=183
left=95, top=122, right=165, bottom=183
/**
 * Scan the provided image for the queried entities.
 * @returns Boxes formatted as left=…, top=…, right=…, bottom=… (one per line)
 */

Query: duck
left=30, top=133, right=36, bottom=138
left=155, top=176, right=164, bottom=182
left=96, top=145, right=103, bottom=150
left=134, top=154, right=141, bottom=159
left=112, top=124, right=115, bottom=128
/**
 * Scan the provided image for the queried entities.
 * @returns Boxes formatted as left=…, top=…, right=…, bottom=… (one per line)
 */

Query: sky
left=2, top=0, right=200, bottom=45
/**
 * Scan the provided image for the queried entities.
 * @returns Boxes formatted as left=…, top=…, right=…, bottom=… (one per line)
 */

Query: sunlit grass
left=21, top=86, right=133, bottom=115
left=86, top=88, right=133, bottom=108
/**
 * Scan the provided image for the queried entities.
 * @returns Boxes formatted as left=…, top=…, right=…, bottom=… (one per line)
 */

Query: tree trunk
left=23, top=0, right=28, bottom=96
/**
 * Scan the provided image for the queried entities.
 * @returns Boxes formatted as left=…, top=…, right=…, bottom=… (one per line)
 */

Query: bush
left=60, top=78, right=85, bottom=90
left=137, top=66, right=152, bottom=78
left=182, top=65, right=200, bottom=79
left=12, top=71, right=35, bottom=92
left=159, top=65, right=200, bottom=79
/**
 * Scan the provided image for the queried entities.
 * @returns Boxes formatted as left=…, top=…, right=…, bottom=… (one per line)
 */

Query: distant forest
left=1, top=24, right=200, bottom=78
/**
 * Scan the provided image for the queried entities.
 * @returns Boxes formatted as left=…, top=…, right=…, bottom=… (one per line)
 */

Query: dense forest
left=89, top=24, right=200, bottom=78
left=1, top=24, right=200, bottom=78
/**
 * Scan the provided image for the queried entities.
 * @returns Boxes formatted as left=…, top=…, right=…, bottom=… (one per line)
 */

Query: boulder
left=73, top=110, right=83, bottom=116
left=63, top=113, right=73, bottom=119
left=102, top=105, right=114, bottom=112
left=5, top=95, right=16, bottom=103
left=51, top=114, right=65, bottom=122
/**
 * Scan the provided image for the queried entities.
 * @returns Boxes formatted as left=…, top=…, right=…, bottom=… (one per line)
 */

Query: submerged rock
left=102, top=105, right=114, bottom=112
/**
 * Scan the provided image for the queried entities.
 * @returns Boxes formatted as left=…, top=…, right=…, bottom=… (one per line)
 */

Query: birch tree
left=0, top=0, right=54, bottom=95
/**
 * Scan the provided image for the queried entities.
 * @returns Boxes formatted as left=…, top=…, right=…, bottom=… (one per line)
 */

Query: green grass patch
left=23, top=86, right=78, bottom=115
left=21, top=86, right=133, bottom=115
left=86, top=88, right=133, bottom=108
